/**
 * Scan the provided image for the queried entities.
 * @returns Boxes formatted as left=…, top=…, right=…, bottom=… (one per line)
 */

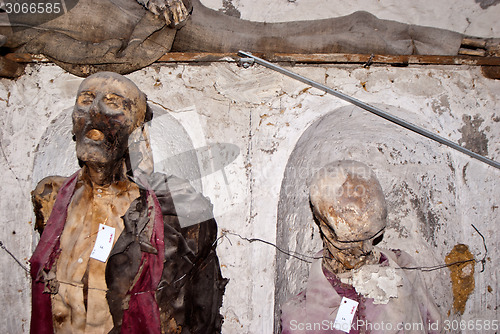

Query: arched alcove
left=272, top=103, right=497, bottom=330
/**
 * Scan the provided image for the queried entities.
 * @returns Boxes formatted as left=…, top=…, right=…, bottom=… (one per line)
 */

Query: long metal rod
left=238, top=51, right=500, bottom=170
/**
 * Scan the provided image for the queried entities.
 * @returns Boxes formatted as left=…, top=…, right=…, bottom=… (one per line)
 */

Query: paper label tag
left=334, top=297, right=359, bottom=333
left=90, top=224, right=115, bottom=262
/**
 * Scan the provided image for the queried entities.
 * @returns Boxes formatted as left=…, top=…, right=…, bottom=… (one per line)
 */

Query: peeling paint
left=431, top=95, right=451, bottom=115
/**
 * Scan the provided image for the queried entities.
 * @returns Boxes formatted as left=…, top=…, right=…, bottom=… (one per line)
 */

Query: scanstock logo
left=0, top=0, right=79, bottom=32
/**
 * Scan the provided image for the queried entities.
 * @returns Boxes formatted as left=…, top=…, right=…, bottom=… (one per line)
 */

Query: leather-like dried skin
left=32, top=176, right=66, bottom=234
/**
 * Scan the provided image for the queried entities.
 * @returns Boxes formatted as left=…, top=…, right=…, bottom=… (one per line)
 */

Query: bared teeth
left=86, top=129, right=104, bottom=141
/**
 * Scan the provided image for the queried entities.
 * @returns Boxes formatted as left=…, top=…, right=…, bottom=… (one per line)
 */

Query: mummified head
left=309, top=160, right=387, bottom=251
left=72, top=72, right=150, bottom=166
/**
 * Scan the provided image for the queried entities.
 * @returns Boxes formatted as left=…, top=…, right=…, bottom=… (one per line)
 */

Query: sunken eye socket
left=77, top=92, right=95, bottom=105
left=76, top=92, right=131, bottom=112
left=103, top=94, right=126, bottom=109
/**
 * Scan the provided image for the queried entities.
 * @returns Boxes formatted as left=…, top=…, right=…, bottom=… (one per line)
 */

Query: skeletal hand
left=137, top=0, right=191, bottom=27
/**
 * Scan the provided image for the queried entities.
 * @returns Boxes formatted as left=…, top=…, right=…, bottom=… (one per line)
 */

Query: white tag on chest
left=333, top=297, right=359, bottom=333
left=90, top=224, right=115, bottom=262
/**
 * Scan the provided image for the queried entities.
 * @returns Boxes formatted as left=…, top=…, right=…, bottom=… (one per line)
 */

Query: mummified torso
left=50, top=170, right=139, bottom=333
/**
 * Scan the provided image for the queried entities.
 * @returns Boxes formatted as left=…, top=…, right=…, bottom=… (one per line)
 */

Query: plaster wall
left=0, top=60, right=498, bottom=333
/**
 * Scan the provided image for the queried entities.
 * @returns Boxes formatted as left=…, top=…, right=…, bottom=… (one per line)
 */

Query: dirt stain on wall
left=475, top=0, right=500, bottom=9
left=458, top=114, right=488, bottom=156
left=445, top=244, right=475, bottom=315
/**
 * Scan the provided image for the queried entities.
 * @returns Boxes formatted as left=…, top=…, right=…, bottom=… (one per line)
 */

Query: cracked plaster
left=0, top=60, right=498, bottom=333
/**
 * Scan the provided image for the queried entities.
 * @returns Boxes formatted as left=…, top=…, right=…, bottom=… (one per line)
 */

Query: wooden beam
left=157, top=52, right=500, bottom=66
left=4, top=52, right=500, bottom=67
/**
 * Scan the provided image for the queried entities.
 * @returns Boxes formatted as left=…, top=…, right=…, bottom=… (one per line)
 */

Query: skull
left=310, top=160, right=387, bottom=259
left=72, top=72, right=148, bottom=166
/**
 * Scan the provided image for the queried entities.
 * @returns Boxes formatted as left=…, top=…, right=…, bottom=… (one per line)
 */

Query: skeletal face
left=310, top=161, right=387, bottom=258
left=72, top=72, right=147, bottom=166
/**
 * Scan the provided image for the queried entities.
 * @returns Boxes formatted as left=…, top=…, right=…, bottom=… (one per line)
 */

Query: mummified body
left=30, top=72, right=225, bottom=334
left=280, top=160, right=443, bottom=334
left=3, top=0, right=498, bottom=77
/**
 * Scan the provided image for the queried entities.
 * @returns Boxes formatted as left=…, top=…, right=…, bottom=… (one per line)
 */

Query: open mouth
left=85, top=129, right=105, bottom=141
